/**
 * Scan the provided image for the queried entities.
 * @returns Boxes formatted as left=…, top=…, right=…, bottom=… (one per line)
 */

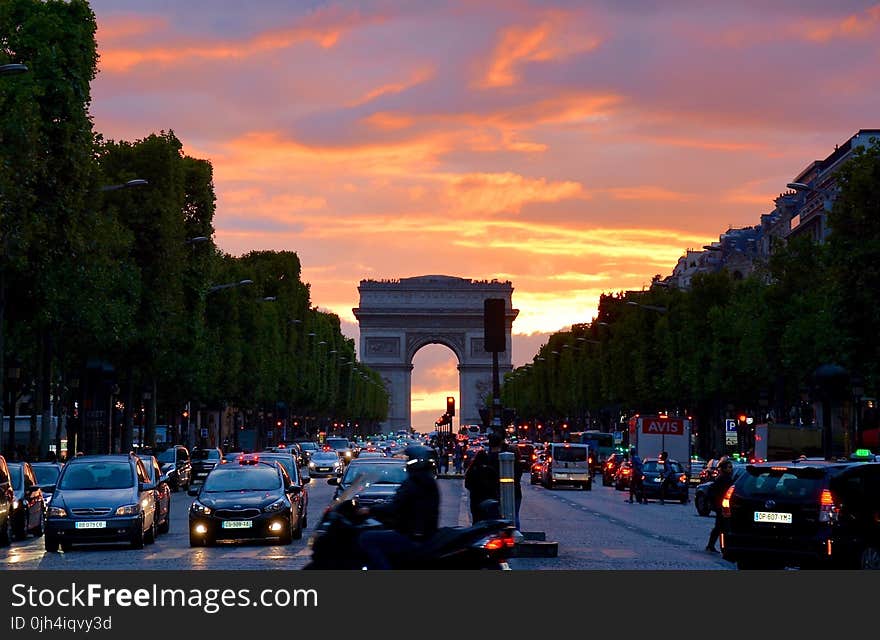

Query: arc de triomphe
left=353, top=276, right=518, bottom=433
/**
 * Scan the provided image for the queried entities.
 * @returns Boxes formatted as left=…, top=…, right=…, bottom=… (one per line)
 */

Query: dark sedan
left=189, top=448, right=224, bottom=488
left=694, top=464, right=747, bottom=517
left=602, top=453, right=627, bottom=487
left=614, top=461, right=633, bottom=490
left=7, top=462, right=46, bottom=540
left=329, top=458, right=407, bottom=508
left=188, top=456, right=301, bottom=546
left=137, top=455, right=172, bottom=534
left=31, top=462, right=63, bottom=505
left=639, top=458, right=689, bottom=504
left=258, top=451, right=310, bottom=534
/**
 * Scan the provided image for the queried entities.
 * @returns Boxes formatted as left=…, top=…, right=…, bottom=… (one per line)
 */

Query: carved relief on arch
left=405, top=332, right=465, bottom=361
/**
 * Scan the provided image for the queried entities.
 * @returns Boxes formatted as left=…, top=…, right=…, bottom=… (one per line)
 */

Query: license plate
left=221, top=520, right=253, bottom=529
left=75, top=521, right=106, bottom=529
left=653, top=477, right=662, bottom=483
left=318, top=467, right=330, bottom=471
left=754, top=511, right=792, bottom=524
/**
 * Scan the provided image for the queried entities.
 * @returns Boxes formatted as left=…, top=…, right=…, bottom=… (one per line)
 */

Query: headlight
left=308, top=462, right=316, bottom=469
left=263, top=498, right=287, bottom=513
left=115, top=504, right=139, bottom=516
left=48, top=506, right=67, bottom=518
left=191, top=501, right=212, bottom=516
left=12, top=499, right=19, bottom=510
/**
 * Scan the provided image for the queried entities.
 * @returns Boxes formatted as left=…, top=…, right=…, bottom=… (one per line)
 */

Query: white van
left=542, top=442, right=592, bottom=490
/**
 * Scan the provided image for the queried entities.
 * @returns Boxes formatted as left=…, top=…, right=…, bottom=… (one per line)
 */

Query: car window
left=739, top=467, right=825, bottom=500
left=8, top=465, right=22, bottom=490
left=157, top=449, right=175, bottom=463
left=32, top=465, right=60, bottom=486
left=202, top=467, right=281, bottom=492
left=178, top=449, right=189, bottom=462
left=24, top=465, right=35, bottom=488
left=262, top=456, right=298, bottom=483
left=342, top=463, right=406, bottom=486
left=59, top=462, right=134, bottom=490
left=136, top=460, right=150, bottom=483
left=192, top=449, right=220, bottom=461
left=553, top=447, right=587, bottom=462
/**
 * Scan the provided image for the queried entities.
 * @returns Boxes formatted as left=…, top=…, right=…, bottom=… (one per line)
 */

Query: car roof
left=348, top=457, right=405, bottom=465
left=68, top=454, right=134, bottom=463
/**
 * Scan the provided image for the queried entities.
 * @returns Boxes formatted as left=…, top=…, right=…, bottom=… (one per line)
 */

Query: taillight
left=476, top=531, right=516, bottom=551
left=679, top=474, right=687, bottom=484
left=721, top=485, right=734, bottom=517
left=819, top=489, right=839, bottom=523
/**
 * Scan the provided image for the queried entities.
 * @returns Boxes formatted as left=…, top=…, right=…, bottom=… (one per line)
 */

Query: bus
left=578, top=430, right=616, bottom=473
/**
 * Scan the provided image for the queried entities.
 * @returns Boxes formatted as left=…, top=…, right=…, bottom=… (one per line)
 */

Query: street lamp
left=100, top=179, right=149, bottom=192
left=185, top=236, right=210, bottom=245
left=207, top=279, right=253, bottom=294
left=0, top=63, right=28, bottom=76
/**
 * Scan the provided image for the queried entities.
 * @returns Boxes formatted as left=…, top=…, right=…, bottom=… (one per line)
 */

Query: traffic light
left=446, top=396, right=455, bottom=417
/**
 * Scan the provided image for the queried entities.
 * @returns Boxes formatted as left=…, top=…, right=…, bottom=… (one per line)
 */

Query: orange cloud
left=800, top=4, right=880, bottom=43
left=605, top=186, right=696, bottom=202
left=482, top=15, right=601, bottom=88
left=350, top=66, right=434, bottom=107
left=443, top=172, right=586, bottom=214
left=99, top=8, right=386, bottom=72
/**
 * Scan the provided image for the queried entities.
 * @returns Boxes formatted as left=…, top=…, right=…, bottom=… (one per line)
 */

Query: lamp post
left=100, top=178, right=149, bottom=192
left=207, top=279, right=253, bottom=294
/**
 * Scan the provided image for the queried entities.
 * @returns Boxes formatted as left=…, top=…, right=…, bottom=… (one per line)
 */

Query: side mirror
left=40, top=484, right=56, bottom=495
left=187, top=486, right=200, bottom=497
left=286, top=485, right=302, bottom=495
left=327, top=477, right=338, bottom=485
left=139, top=482, right=156, bottom=492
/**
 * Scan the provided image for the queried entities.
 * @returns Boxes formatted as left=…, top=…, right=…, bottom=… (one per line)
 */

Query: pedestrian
left=453, top=441, right=464, bottom=475
left=464, top=449, right=498, bottom=524
left=437, top=443, right=448, bottom=474
left=658, top=450, right=675, bottom=505
left=706, top=458, right=735, bottom=552
left=628, top=447, right=644, bottom=504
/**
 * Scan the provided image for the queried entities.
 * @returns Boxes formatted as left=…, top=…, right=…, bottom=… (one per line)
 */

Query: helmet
left=403, top=445, right=435, bottom=473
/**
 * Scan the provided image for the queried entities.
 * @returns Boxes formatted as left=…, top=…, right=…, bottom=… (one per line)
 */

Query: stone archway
left=353, top=276, right=518, bottom=433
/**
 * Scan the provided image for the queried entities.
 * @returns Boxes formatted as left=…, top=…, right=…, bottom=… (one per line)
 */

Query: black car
left=297, top=441, right=319, bottom=463
left=602, top=453, right=627, bottom=487
left=137, top=455, right=172, bottom=535
left=156, top=445, right=191, bottom=492
left=189, top=447, right=224, bottom=488
left=638, top=458, right=689, bottom=503
left=258, top=451, right=310, bottom=533
left=694, top=464, right=747, bottom=517
left=328, top=457, right=407, bottom=507
left=31, top=462, right=63, bottom=505
left=614, top=461, right=633, bottom=490
left=6, top=462, right=47, bottom=540
left=188, top=455, right=302, bottom=546
left=45, top=454, right=159, bottom=551
left=721, top=460, right=880, bottom=569
left=0, top=455, right=14, bottom=546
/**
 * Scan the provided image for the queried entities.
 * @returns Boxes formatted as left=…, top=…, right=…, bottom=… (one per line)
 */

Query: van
left=542, top=442, right=592, bottom=490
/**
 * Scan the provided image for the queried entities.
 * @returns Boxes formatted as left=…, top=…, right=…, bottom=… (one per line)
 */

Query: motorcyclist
left=357, top=444, right=440, bottom=569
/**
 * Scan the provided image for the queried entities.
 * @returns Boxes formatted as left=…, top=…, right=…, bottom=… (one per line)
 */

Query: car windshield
left=325, top=439, right=349, bottom=450
left=642, top=460, right=683, bottom=473
left=202, top=467, right=280, bottom=492
left=260, top=456, right=298, bottom=483
left=157, top=450, right=175, bottom=463
left=553, top=447, right=587, bottom=462
left=192, top=449, right=221, bottom=461
left=299, top=442, right=318, bottom=451
left=739, top=467, right=826, bottom=500
left=342, top=463, right=406, bottom=486
left=8, top=464, right=22, bottom=490
left=312, top=452, right=338, bottom=462
left=59, top=462, right=134, bottom=490
left=32, top=465, right=60, bottom=486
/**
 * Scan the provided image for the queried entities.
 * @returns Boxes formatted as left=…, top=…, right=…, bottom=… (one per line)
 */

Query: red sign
left=641, top=418, right=685, bottom=435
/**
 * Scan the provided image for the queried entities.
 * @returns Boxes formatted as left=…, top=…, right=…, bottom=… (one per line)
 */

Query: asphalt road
left=0, top=472, right=733, bottom=570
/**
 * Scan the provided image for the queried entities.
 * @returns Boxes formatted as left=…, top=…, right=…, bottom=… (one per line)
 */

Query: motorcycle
left=303, top=474, right=516, bottom=570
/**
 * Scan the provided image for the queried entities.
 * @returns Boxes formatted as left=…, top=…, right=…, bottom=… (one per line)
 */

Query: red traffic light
left=446, top=396, right=455, bottom=417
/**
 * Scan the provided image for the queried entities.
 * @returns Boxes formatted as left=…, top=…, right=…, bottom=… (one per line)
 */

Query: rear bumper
left=722, top=531, right=833, bottom=566
left=550, top=472, right=590, bottom=484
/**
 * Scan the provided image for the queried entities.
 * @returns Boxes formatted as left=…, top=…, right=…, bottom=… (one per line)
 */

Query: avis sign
left=641, top=418, right=685, bottom=435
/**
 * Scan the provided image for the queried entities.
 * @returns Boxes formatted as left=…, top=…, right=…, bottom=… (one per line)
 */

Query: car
left=529, top=454, right=546, bottom=485
left=257, top=451, right=310, bottom=532
left=189, top=447, right=224, bottom=488
left=541, top=442, right=591, bottom=490
left=0, top=455, right=14, bottom=546
left=45, top=453, right=159, bottom=551
left=602, top=452, right=627, bottom=487
left=357, top=450, right=386, bottom=459
left=188, top=455, right=301, bottom=546
left=699, top=458, right=722, bottom=484
left=614, top=461, right=633, bottom=490
left=638, top=458, right=689, bottom=503
left=136, top=455, right=172, bottom=535
left=6, top=461, right=46, bottom=540
left=688, top=457, right=708, bottom=486
left=721, top=460, right=880, bottom=570
left=156, top=445, right=191, bottom=492
left=308, top=450, right=344, bottom=477
left=515, top=442, right=535, bottom=468
left=296, top=441, right=319, bottom=463
left=694, top=464, right=747, bottom=517
left=324, top=437, right=354, bottom=464
left=328, top=457, right=407, bottom=507
left=30, top=461, right=63, bottom=505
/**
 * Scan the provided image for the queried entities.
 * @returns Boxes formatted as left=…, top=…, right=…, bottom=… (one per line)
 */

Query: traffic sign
left=726, top=433, right=738, bottom=446
left=200, top=428, right=208, bottom=438
left=725, top=419, right=737, bottom=433
left=612, top=431, right=623, bottom=445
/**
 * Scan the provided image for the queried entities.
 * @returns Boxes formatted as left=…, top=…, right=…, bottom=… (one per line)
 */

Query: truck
left=753, top=422, right=823, bottom=462
left=627, top=415, right=693, bottom=476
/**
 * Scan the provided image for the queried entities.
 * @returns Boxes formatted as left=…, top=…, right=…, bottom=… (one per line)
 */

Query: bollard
left=499, top=451, right=515, bottom=524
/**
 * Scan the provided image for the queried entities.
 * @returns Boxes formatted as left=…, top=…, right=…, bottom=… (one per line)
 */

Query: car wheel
left=130, top=519, right=145, bottom=550
left=695, top=493, right=711, bottom=517
left=291, top=516, right=303, bottom=541
left=144, top=516, right=157, bottom=545
left=0, top=515, right=12, bottom=546
left=45, top=536, right=59, bottom=553
left=158, top=503, right=170, bottom=534
left=302, top=513, right=308, bottom=529
left=860, top=546, right=880, bottom=570
left=12, top=510, right=27, bottom=541
left=33, top=510, right=44, bottom=537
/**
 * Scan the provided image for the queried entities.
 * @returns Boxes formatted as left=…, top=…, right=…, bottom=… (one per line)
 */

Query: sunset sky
left=88, top=0, right=880, bottom=430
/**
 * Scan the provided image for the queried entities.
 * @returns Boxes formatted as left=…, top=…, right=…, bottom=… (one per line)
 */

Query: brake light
left=477, top=532, right=516, bottom=551
left=721, top=485, right=734, bottom=517
left=621, top=469, right=631, bottom=476
left=819, top=489, right=839, bottom=523
left=679, top=474, right=687, bottom=484
left=240, top=454, right=259, bottom=465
